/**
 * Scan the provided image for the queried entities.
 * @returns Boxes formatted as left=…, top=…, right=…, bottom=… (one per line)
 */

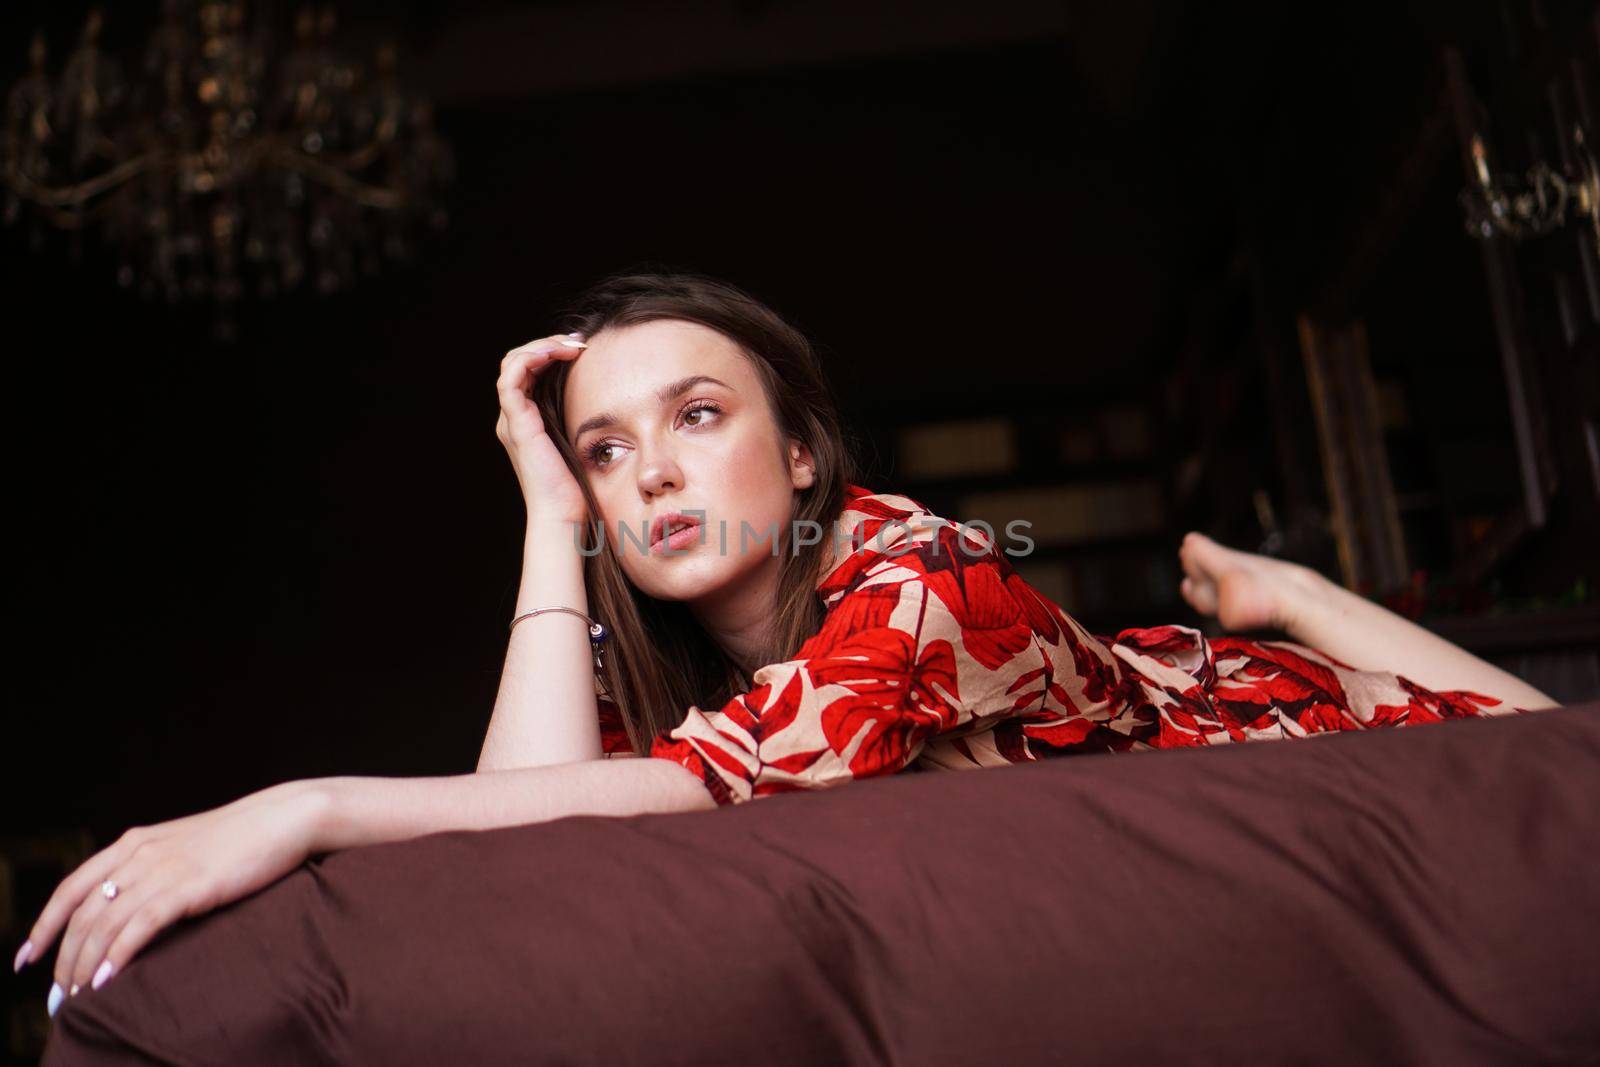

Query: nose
left=636, top=439, right=683, bottom=499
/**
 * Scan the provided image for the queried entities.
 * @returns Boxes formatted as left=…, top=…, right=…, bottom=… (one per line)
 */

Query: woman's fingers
left=59, top=875, right=152, bottom=995
left=499, top=334, right=587, bottom=380
left=497, top=330, right=583, bottom=368
left=502, top=335, right=586, bottom=374
left=91, top=892, right=189, bottom=992
left=64, top=879, right=178, bottom=995
left=24, top=833, right=139, bottom=966
left=52, top=881, right=110, bottom=995
left=496, top=338, right=585, bottom=436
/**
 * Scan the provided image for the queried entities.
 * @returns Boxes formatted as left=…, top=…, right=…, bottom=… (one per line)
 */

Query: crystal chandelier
left=2, top=2, right=453, bottom=337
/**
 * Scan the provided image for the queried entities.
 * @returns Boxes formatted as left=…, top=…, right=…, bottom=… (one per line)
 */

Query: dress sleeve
left=646, top=517, right=1055, bottom=806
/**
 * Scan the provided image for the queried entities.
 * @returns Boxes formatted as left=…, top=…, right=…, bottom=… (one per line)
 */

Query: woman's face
left=562, top=319, right=814, bottom=604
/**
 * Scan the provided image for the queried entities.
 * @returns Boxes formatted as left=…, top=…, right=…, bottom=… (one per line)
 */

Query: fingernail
left=566, top=331, right=586, bottom=339
left=559, top=339, right=587, bottom=348
left=13, top=940, right=31, bottom=972
left=69, top=983, right=79, bottom=996
left=47, top=982, right=64, bottom=1017
left=91, top=959, right=115, bottom=990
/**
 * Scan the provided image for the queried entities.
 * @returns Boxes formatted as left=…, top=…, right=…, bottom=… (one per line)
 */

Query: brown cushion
left=44, top=702, right=1600, bottom=1066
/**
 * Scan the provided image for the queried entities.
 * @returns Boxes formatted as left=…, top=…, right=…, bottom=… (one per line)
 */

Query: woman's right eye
left=585, top=442, right=616, bottom=468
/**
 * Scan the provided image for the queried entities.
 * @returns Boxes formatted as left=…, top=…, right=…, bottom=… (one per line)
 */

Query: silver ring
left=100, top=880, right=119, bottom=901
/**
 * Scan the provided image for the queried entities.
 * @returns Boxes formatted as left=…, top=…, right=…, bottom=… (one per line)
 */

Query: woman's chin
left=635, top=551, right=768, bottom=604
left=631, top=559, right=726, bottom=601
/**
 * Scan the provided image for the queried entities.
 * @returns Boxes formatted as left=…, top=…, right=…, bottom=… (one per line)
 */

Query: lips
left=649, top=511, right=703, bottom=546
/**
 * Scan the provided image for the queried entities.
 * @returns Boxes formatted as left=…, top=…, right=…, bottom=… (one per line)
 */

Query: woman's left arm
left=21, top=757, right=716, bottom=1006
left=313, top=751, right=718, bottom=848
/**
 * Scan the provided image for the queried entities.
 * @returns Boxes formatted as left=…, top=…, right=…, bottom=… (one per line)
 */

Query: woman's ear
left=787, top=439, right=816, bottom=490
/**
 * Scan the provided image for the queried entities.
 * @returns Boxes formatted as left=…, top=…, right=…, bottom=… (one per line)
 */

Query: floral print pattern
left=597, top=484, right=1531, bottom=805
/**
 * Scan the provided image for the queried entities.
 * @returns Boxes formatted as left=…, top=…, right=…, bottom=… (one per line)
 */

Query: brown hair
left=531, top=265, right=868, bottom=755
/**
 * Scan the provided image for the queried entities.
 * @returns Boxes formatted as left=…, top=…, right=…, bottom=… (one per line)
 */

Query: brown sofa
left=42, top=701, right=1600, bottom=1066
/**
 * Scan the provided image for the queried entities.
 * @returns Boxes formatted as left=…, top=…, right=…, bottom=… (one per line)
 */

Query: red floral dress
left=597, top=483, right=1534, bottom=806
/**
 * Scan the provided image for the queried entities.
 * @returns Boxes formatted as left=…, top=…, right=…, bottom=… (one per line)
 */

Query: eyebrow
left=571, top=375, right=734, bottom=441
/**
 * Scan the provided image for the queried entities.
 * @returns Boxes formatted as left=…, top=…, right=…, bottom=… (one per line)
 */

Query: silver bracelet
left=509, top=606, right=610, bottom=666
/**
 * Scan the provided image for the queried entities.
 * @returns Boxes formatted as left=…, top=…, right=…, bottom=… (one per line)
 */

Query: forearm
left=479, top=518, right=603, bottom=771
left=306, top=756, right=719, bottom=853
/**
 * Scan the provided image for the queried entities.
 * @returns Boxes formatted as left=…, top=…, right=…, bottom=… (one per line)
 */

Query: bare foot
left=1176, top=531, right=1326, bottom=634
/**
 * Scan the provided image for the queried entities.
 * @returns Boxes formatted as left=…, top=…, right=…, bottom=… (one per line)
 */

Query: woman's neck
left=688, top=554, right=783, bottom=677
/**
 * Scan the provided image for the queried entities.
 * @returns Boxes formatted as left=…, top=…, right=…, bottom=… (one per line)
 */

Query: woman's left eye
left=681, top=401, right=722, bottom=427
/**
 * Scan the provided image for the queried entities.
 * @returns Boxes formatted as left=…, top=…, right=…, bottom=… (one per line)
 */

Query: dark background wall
left=3, top=0, right=1596, bottom=884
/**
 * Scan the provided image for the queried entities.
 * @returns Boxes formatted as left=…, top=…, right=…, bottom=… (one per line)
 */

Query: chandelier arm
left=315, top=136, right=392, bottom=173
left=3, top=154, right=155, bottom=208
left=267, top=145, right=408, bottom=210
left=18, top=186, right=135, bottom=230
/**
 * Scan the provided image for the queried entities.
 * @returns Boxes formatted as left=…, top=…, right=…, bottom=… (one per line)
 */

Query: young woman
left=19, top=269, right=1558, bottom=1017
